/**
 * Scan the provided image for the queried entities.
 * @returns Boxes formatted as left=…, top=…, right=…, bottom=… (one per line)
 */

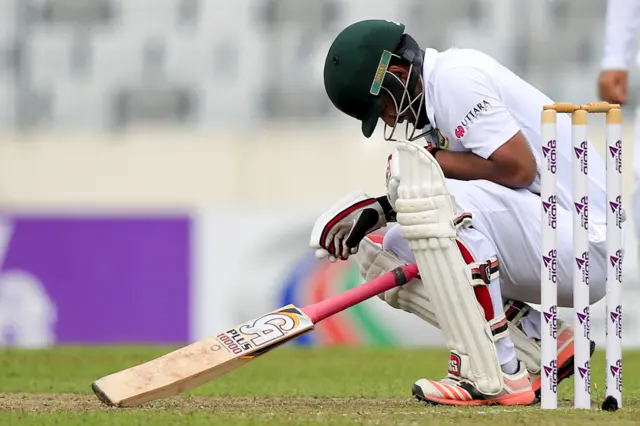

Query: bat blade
left=91, top=304, right=314, bottom=407
left=91, top=264, right=419, bottom=407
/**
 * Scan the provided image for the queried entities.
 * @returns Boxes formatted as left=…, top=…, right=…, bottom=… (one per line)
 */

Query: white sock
left=500, top=355, right=519, bottom=375
left=487, top=280, right=519, bottom=374
left=495, top=333, right=518, bottom=374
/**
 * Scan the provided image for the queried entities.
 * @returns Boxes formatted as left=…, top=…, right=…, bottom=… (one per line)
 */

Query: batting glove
left=310, top=191, right=396, bottom=262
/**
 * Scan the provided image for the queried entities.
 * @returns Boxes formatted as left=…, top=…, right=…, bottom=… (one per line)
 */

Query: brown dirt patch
left=0, top=393, right=99, bottom=413
left=0, top=393, right=415, bottom=414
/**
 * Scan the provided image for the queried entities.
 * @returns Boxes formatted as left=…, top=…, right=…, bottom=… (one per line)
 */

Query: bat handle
left=302, top=264, right=419, bottom=324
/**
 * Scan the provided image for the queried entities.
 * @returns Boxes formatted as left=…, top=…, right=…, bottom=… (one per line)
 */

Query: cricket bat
left=91, top=264, right=419, bottom=407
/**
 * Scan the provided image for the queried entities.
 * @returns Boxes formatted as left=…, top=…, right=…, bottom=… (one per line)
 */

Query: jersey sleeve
left=601, top=0, right=640, bottom=70
left=432, top=65, right=520, bottom=160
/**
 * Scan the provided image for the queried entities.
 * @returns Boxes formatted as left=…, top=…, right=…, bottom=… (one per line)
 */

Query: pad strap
left=453, top=212, right=473, bottom=229
left=488, top=314, right=509, bottom=341
left=454, top=213, right=498, bottom=286
left=469, top=256, right=500, bottom=286
left=505, top=300, right=532, bottom=324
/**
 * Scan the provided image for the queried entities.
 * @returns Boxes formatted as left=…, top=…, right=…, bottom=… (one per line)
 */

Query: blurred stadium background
left=0, top=0, right=638, bottom=350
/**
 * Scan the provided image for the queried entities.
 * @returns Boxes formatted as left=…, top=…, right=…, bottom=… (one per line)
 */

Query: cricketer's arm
left=598, top=0, right=640, bottom=104
left=425, top=66, right=536, bottom=190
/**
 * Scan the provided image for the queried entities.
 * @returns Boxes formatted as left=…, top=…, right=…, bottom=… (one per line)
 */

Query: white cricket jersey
left=600, top=0, right=640, bottom=237
left=420, top=47, right=609, bottom=226
left=600, top=0, right=640, bottom=71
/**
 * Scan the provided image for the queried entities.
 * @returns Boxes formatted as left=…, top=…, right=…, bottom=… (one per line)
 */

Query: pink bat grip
left=302, top=264, right=419, bottom=324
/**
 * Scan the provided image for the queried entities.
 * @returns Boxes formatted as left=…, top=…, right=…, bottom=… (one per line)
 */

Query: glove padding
left=310, top=191, right=394, bottom=262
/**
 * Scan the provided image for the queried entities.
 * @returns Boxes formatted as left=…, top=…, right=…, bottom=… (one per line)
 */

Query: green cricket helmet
left=323, top=19, right=430, bottom=141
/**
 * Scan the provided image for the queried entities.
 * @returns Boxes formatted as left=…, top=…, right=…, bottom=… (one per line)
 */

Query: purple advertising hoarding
left=0, top=215, right=190, bottom=346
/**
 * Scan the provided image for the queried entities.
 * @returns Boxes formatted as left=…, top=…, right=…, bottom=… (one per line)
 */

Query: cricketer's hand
left=598, top=70, right=628, bottom=105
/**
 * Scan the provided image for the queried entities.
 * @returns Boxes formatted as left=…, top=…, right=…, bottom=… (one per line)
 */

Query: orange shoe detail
left=489, top=390, right=538, bottom=406
left=556, top=326, right=575, bottom=369
left=529, top=323, right=596, bottom=398
left=413, top=361, right=536, bottom=407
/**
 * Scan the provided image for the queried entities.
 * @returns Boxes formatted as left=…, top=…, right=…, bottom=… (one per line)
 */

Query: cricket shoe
left=412, top=356, right=537, bottom=406
left=527, top=319, right=596, bottom=399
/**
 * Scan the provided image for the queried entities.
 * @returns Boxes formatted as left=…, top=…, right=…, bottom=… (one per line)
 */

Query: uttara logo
left=454, top=100, right=492, bottom=139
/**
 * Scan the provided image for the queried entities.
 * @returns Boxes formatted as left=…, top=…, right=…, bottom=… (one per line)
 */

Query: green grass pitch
left=0, top=346, right=638, bottom=425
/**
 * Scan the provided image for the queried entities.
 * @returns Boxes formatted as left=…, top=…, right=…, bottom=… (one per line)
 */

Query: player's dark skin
left=380, top=64, right=538, bottom=190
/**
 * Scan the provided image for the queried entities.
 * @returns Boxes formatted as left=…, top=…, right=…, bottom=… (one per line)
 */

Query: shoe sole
left=412, top=383, right=539, bottom=406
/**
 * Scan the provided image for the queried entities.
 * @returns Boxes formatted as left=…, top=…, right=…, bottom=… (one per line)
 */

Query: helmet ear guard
left=381, top=34, right=423, bottom=101
left=394, top=34, right=423, bottom=93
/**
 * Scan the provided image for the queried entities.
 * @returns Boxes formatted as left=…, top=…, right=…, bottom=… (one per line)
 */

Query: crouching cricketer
left=309, top=20, right=623, bottom=406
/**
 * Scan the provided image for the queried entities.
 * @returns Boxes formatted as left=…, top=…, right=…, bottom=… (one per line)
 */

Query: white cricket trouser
left=383, top=178, right=609, bottom=310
